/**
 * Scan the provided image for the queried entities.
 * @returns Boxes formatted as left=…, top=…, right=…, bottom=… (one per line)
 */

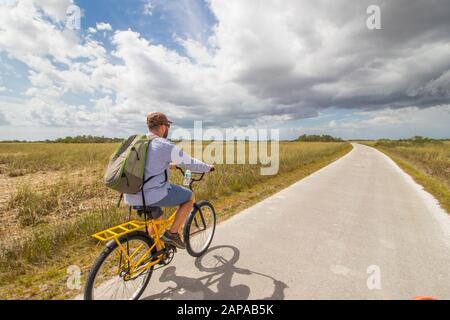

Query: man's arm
left=169, top=144, right=213, bottom=173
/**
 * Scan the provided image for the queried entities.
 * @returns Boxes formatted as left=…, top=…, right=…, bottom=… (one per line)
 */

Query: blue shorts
left=151, top=184, right=192, bottom=207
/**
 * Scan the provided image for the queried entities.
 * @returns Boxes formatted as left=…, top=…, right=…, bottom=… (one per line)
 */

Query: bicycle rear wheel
left=84, top=232, right=155, bottom=300
left=183, top=200, right=216, bottom=257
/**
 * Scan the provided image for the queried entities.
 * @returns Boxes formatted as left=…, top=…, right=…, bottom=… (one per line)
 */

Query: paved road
left=82, top=143, right=450, bottom=300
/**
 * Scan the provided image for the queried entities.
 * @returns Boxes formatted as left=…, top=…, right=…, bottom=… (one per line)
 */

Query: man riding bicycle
left=124, top=112, right=214, bottom=250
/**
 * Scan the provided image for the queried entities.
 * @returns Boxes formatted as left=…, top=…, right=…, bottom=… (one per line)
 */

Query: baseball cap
left=147, top=112, right=173, bottom=128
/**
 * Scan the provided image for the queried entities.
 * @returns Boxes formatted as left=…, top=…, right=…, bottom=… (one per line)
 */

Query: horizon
left=1, top=134, right=449, bottom=143
left=1, top=1, right=450, bottom=140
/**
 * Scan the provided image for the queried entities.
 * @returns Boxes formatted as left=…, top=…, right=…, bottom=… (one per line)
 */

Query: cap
left=147, top=112, right=173, bottom=128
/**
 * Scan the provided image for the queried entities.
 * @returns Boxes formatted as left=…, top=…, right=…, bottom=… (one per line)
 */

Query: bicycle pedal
left=167, top=244, right=177, bottom=253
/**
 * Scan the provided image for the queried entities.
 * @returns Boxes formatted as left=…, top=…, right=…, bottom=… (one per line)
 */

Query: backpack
left=104, top=134, right=156, bottom=194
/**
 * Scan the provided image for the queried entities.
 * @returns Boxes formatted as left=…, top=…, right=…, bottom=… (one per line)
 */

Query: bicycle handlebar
left=176, top=166, right=213, bottom=190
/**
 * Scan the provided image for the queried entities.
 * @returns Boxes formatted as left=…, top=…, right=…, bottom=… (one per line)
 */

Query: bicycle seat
left=132, top=206, right=163, bottom=220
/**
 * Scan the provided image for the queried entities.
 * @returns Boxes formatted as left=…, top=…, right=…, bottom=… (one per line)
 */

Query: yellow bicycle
left=84, top=168, right=216, bottom=300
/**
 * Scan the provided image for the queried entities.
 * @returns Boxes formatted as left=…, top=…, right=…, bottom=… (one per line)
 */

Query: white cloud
left=33, top=0, right=73, bottom=21
left=301, top=105, right=450, bottom=139
left=0, top=0, right=111, bottom=129
left=154, top=0, right=215, bottom=43
left=143, top=1, right=154, bottom=16
left=176, top=37, right=214, bottom=66
left=0, top=0, right=449, bottom=140
left=96, top=22, right=112, bottom=31
left=0, top=0, right=88, bottom=64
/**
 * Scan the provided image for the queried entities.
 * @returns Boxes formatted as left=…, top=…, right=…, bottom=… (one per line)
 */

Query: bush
left=9, top=185, right=57, bottom=226
left=374, top=136, right=443, bottom=148
left=0, top=207, right=128, bottom=271
left=52, top=135, right=123, bottom=144
left=296, top=134, right=344, bottom=142
left=7, top=177, right=110, bottom=227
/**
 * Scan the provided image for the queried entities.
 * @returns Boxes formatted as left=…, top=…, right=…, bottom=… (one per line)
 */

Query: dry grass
left=364, top=140, right=450, bottom=213
left=0, top=143, right=115, bottom=176
left=0, top=141, right=351, bottom=299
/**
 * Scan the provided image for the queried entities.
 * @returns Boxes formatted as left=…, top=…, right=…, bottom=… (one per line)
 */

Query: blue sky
left=78, top=0, right=216, bottom=52
left=0, top=0, right=449, bottom=141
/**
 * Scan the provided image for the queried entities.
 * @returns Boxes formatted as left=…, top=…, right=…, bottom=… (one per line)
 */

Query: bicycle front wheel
left=84, top=231, right=155, bottom=300
left=184, top=200, right=216, bottom=257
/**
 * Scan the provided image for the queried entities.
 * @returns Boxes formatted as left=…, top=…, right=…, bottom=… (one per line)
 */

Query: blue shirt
left=124, top=134, right=212, bottom=206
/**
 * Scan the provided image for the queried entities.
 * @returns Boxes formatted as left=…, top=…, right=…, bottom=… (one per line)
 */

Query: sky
left=0, top=0, right=449, bottom=141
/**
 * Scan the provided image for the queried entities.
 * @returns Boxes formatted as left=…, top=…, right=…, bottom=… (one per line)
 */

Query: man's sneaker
left=161, top=231, right=186, bottom=249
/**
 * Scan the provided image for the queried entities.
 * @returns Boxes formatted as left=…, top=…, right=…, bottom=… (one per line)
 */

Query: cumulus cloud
left=0, top=0, right=449, bottom=139
left=96, top=22, right=112, bottom=31
left=296, top=105, right=450, bottom=139
left=0, top=1, right=109, bottom=127
left=210, top=0, right=450, bottom=114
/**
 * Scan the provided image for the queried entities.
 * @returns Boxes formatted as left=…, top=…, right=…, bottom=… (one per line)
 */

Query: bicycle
left=84, top=167, right=216, bottom=300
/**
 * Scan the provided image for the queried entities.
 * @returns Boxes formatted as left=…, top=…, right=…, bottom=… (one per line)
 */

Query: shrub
left=8, top=185, right=57, bottom=226
left=296, top=134, right=344, bottom=142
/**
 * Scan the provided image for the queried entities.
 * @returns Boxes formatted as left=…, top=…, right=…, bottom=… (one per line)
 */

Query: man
left=124, top=112, right=214, bottom=249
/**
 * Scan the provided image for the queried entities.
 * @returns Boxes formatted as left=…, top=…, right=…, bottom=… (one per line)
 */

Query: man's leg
left=160, top=185, right=195, bottom=249
left=170, top=193, right=195, bottom=233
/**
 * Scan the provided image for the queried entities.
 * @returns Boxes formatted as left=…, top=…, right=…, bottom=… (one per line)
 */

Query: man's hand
left=209, top=165, right=215, bottom=172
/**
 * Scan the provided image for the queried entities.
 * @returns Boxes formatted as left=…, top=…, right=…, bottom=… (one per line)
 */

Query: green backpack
left=104, top=134, right=156, bottom=195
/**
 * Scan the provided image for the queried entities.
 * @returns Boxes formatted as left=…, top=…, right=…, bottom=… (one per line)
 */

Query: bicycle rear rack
left=91, top=220, right=148, bottom=241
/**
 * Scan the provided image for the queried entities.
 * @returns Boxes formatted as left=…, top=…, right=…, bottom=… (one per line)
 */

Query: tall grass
left=374, top=140, right=450, bottom=188
left=7, top=177, right=112, bottom=227
left=0, top=143, right=115, bottom=176
left=0, top=207, right=127, bottom=278
left=8, top=184, right=58, bottom=227
left=370, top=140, right=450, bottom=212
left=0, top=141, right=350, bottom=293
left=176, top=142, right=351, bottom=201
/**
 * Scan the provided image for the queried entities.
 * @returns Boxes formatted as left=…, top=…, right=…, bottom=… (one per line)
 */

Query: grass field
left=0, top=141, right=351, bottom=299
left=363, top=139, right=450, bottom=213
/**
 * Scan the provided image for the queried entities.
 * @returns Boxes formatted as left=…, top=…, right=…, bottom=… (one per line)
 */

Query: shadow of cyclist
left=142, top=245, right=288, bottom=300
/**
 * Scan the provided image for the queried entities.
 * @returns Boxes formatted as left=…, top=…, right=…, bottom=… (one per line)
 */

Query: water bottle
left=183, top=169, right=192, bottom=186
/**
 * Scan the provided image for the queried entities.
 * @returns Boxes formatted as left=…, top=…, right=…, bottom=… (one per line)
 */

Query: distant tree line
left=0, top=135, right=123, bottom=143
left=374, top=136, right=444, bottom=147
left=295, top=134, right=344, bottom=142
left=50, top=135, right=123, bottom=143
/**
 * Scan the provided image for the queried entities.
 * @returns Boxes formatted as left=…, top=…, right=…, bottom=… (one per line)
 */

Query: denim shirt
left=124, top=134, right=212, bottom=206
